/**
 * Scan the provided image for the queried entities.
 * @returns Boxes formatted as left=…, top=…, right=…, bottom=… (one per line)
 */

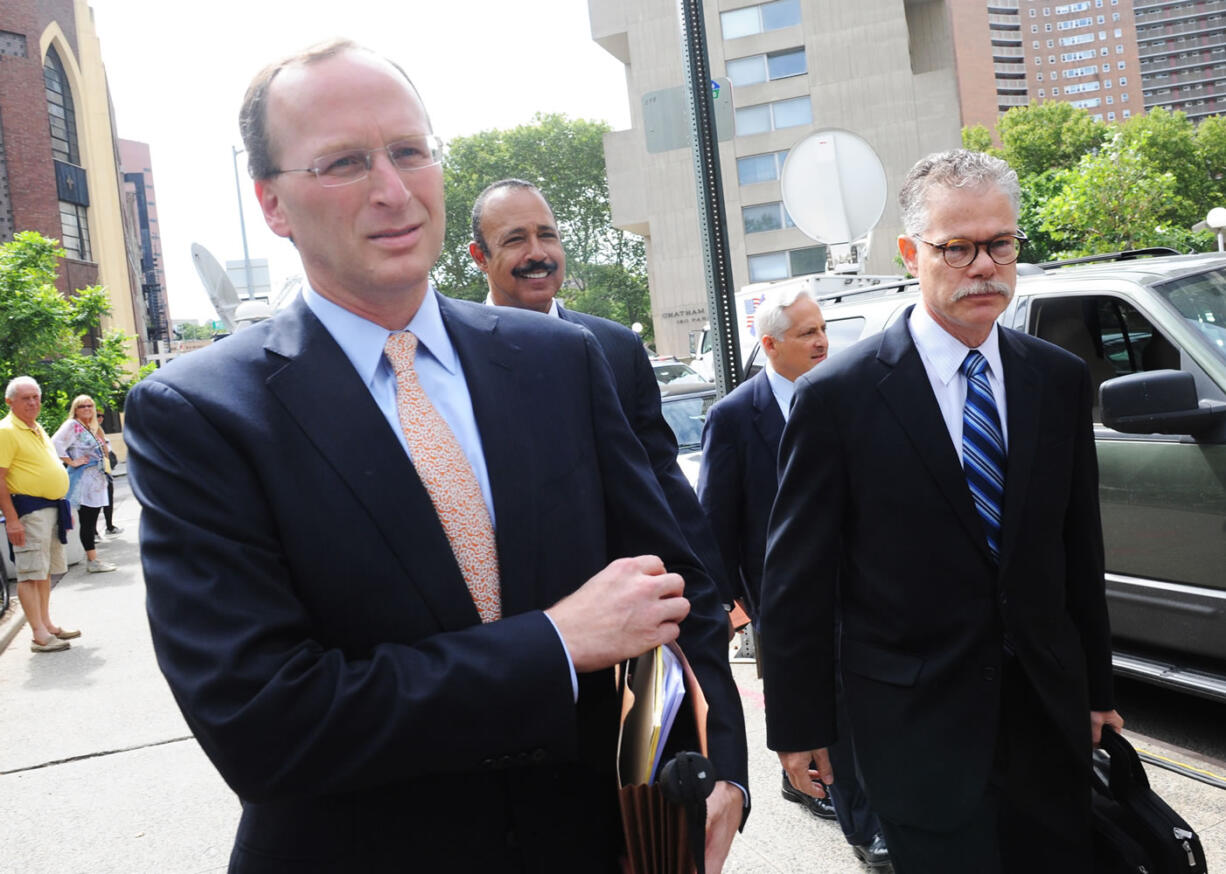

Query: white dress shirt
left=763, top=360, right=797, bottom=422
left=908, top=303, right=1009, bottom=464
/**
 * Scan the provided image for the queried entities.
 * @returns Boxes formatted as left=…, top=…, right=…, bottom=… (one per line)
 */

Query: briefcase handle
left=1096, top=725, right=1151, bottom=798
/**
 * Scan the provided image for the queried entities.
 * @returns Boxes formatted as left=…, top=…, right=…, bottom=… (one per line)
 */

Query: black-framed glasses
left=270, top=135, right=444, bottom=188
left=916, top=231, right=1028, bottom=268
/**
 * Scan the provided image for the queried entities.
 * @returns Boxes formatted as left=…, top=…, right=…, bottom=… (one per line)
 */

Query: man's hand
left=778, top=748, right=834, bottom=799
left=546, top=555, right=689, bottom=673
left=5, top=518, right=25, bottom=547
left=703, top=781, right=743, bottom=874
left=1091, top=709, right=1125, bottom=746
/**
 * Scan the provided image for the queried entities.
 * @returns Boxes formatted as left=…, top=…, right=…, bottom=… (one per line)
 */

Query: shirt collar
left=484, top=292, right=559, bottom=318
left=909, top=302, right=1004, bottom=386
left=303, top=283, right=459, bottom=386
left=763, top=359, right=796, bottom=416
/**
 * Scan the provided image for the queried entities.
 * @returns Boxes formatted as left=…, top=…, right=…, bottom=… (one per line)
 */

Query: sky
left=89, top=0, right=634, bottom=323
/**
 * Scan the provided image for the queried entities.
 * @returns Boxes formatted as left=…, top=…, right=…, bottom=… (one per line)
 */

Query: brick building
left=0, top=0, right=147, bottom=364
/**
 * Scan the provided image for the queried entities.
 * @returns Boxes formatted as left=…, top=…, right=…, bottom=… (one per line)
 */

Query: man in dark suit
left=468, top=179, right=734, bottom=615
left=698, top=289, right=891, bottom=868
left=124, top=41, right=746, bottom=873
left=762, top=149, right=1123, bottom=873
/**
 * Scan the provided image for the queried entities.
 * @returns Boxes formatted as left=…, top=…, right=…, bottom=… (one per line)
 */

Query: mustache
left=511, top=259, right=558, bottom=279
left=952, top=279, right=1012, bottom=302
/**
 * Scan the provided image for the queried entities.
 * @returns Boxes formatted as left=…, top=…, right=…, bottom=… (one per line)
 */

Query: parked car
left=660, top=383, right=717, bottom=486
left=721, top=250, right=1226, bottom=702
left=651, top=356, right=710, bottom=388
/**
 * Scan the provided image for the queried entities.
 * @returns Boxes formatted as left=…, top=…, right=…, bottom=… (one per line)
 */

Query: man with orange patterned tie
left=123, top=40, right=746, bottom=873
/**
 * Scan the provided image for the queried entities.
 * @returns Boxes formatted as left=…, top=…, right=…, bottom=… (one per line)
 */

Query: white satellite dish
left=780, top=129, right=888, bottom=245
left=191, top=242, right=240, bottom=332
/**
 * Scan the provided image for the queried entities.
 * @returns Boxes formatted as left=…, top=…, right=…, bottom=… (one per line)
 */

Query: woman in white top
left=52, top=395, right=116, bottom=573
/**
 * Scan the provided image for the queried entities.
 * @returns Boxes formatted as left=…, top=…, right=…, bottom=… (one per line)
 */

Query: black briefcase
left=1091, top=726, right=1207, bottom=874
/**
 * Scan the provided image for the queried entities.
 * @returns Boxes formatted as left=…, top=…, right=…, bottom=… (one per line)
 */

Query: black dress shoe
left=780, top=770, right=837, bottom=820
left=851, top=832, right=892, bottom=869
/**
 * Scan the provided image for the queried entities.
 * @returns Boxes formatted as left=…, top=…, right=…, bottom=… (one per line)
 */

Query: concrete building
left=0, top=0, right=146, bottom=364
left=590, top=0, right=963, bottom=355
left=120, top=138, right=170, bottom=352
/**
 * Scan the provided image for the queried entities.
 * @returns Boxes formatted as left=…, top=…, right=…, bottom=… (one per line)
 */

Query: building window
left=1032, top=24, right=1039, bottom=32
left=1049, top=55, right=1057, bottom=63
left=1039, top=88, right=1046, bottom=96
left=1048, top=39, right=1055, bottom=47
left=735, top=96, right=812, bottom=135
left=1108, top=111, right=1116, bottom=120
left=1117, top=61, right=1125, bottom=69
left=737, top=150, right=789, bottom=184
left=1033, top=40, right=1040, bottom=48
left=1052, top=86, right=1060, bottom=94
left=743, top=201, right=794, bottom=234
left=58, top=201, right=91, bottom=260
left=1097, top=14, right=1105, bottom=23
left=720, top=0, right=801, bottom=39
left=1046, top=22, right=1053, bottom=30
left=1112, top=12, right=1120, bottom=20
left=1123, top=108, right=1131, bottom=117
left=1122, top=91, right=1129, bottom=101
left=1102, top=63, right=1110, bottom=71
left=1106, top=95, right=1114, bottom=103
left=1116, top=44, right=1124, bottom=53
left=748, top=245, right=826, bottom=281
left=43, top=47, right=78, bottom=165
left=727, top=46, right=807, bottom=86
left=1035, top=56, right=1042, bottom=65
left=1037, top=72, right=1044, bottom=81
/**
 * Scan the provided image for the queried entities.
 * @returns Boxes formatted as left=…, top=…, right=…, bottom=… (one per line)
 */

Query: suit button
left=983, top=666, right=997, bottom=681
left=531, top=748, right=547, bottom=763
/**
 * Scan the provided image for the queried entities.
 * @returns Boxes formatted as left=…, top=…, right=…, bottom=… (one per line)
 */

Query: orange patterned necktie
left=384, top=331, right=501, bottom=622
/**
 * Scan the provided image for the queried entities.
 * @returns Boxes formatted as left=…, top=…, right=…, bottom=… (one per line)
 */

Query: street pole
left=231, top=146, right=256, bottom=300
left=679, top=0, right=741, bottom=397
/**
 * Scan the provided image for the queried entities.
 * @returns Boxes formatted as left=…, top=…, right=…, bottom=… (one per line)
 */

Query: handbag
left=1091, top=726, right=1207, bottom=874
left=108, top=450, right=118, bottom=468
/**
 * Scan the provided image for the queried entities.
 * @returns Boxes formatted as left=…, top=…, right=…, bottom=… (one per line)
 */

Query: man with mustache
left=123, top=43, right=747, bottom=872
left=468, top=179, right=734, bottom=614
left=762, top=149, right=1123, bottom=873
left=468, top=177, right=746, bottom=864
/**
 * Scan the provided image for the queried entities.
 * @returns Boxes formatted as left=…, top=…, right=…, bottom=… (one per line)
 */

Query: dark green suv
left=781, top=251, right=1226, bottom=702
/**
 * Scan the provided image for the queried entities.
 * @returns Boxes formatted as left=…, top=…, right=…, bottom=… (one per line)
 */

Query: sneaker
left=87, top=559, right=117, bottom=573
left=31, top=637, right=71, bottom=653
left=105, top=526, right=123, bottom=535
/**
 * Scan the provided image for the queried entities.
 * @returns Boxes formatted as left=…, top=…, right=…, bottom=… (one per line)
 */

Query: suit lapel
left=751, top=371, right=785, bottom=455
left=875, top=315, right=996, bottom=564
left=262, top=297, right=481, bottom=630
left=440, top=296, right=541, bottom=617
left=996, top=329, right=1041, bottom=571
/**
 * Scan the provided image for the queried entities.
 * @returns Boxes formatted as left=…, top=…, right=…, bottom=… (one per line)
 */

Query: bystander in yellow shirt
left=0, top=412, right=70, bottom=499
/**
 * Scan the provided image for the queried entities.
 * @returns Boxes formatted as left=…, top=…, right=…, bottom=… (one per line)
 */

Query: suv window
left=1030, top=295, right=1178, bottom=420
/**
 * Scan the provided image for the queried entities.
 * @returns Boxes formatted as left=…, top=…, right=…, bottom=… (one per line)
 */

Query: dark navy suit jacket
left=557, top=304, right=731, bottom=607
left=697, top=370, right=784, bottom=624
left=126, top=293, right=747, bottom=872
left=762, top=310, right=1114, bottom=834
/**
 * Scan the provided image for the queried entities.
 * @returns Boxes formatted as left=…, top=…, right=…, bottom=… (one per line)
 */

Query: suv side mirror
left=1100, top=370, right=1226, bottom=436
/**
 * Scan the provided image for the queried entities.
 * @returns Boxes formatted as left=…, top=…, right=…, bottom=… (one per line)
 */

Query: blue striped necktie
left=961, top=350, right=1006, bottom=562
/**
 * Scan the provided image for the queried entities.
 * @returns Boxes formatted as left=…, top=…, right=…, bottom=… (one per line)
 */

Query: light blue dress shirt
left=303, top=284, right=496, bottom=525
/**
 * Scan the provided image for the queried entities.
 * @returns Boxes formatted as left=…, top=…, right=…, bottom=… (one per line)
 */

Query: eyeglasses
left=270, top=135, right=444, bottom=188
left=916, top=232, right=1028, bottom=268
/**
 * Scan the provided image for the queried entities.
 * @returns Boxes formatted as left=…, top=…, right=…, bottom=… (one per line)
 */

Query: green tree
left=995, top=101, right=1107, bottom=178
left=1194, top=114, right=1226, bottom=207
left=961, top=124, right=995, bottom=154
left=561, top=263, right=654, bottom=346
left=0, top=231, right=143, bottom=430
left=1037, top=133, right=1213, bottom=256
left=177, top=322, right=219, bottom=341
left=1116, top=108, right=1205, bottom=226
left=434, top=113, right=649, bottom=333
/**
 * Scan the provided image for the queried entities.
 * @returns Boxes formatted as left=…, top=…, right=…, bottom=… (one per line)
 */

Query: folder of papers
left=616, top=641, right=711, bottom=874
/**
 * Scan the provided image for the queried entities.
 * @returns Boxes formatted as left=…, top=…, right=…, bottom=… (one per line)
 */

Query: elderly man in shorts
left=0, top=376, right=78, bottom=652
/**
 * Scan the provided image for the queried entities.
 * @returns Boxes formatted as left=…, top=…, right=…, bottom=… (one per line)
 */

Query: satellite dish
left=191, top=242, right=240, bottom=332
left=234, top=299, right=274, bottom=330
left=780, top=130, right=888, bottom=245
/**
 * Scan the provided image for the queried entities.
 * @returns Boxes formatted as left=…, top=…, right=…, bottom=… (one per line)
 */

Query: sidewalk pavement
left=2, top=478, right=1223, bottom=872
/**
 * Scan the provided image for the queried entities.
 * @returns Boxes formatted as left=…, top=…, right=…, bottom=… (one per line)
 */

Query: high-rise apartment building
left=952, top=0, right=1144, bottom=128
left=1135, top=0, right=1226, bottom=121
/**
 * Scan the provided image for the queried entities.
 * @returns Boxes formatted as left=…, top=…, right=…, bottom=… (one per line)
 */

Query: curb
left=0, top=587, right=27, bottom=654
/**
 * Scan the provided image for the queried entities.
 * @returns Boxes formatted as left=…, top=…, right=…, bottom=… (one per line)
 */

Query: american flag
left=744, top=296, right=764, bottom=337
